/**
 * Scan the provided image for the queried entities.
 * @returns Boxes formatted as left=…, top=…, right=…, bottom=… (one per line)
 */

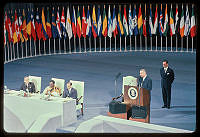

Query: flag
left=128, top=5, right=133, bottom=36
left=143, top=15, right=147, bottom=37
left=11, top=10, right=18, bottom=44
left=4, top=11, right=10, bottom=44
left=92, top=6, right=98, bottom=38
left=97, top=6, right=102, bottom=37
left=18, top=10, right=24, bottom=43
left=117, top=6, right=124, bottom=36
left=46, top=7, right=52, bottom=39
left=123, top=5, right=129, bottom=36
left=112, top=5, right=118, bottom=37
left=77, top=6, right=82, bottom=38
left=86, top=7, right=92, bottom=37
left=35, top=8, right=42, bottom=40
left=66, top=6, right=73, bottom=39
left=61, top=7, right=67, bottom=38
left=133, top=5, right=138, bottom=36
left=82, top=6, right=87, bottom=38
left=5, top=11, right=12, bottom=43
left=72, top=6, right=76, bottom=37
left=41, top=8, right=48, bottom=40
left=102, top=5, right=107, bottom=37
left=26, top=9, right=31, bottom=39
left=4, top=17, right=7, bottom=46
left=15, top=10, right=20, bottom=42
left=31, top=9, right=36, bottom=41
left=51, top=7, right=58, bottom=39
left=56, top=7, right=62, bottom=39
left=175, top=4, right=179, bottom=34
left=149, top=5, right=153, bottom=36
left=22, top=9, right=28, bottom=41
left=153, top=5, right=158, bottom=34
left=163, top=4, right=168, bottom=37
left=190, top=5, right=196, bottom=38
left=169, top=5, right=175, bottom=37
left=180, top=4, right=184, bottom=38
left=159, top=5, right=164, bottom=36
left=138, top=4, right=143, bottom=35
left=108, top=5, right=112, bottom=38
left=184, top=4, right=190, bottom=36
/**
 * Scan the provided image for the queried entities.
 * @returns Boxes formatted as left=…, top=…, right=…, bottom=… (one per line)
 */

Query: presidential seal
left=128, top=87, right=138, bottom=100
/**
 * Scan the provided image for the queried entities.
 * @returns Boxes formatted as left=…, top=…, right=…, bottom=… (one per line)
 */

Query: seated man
left=63, top=81, right=78, bottom=104
left=20, top=76, right=36, bottom=93
left=43, top=80, right=61, bottom=96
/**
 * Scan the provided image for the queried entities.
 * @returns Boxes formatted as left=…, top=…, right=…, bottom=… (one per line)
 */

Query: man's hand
left=112, top=97, right=116, bottom=100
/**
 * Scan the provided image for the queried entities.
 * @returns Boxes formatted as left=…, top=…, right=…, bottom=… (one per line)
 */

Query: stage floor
left=4, top=51, right=196, bottom=132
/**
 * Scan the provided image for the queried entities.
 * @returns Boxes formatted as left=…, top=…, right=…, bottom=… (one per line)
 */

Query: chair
left=70, top=80, right=84, bottom=115
left=51, top=78, right=65, bottom=96
left=29, top=76, right=42, bottom=93
left=122, top=76, right=137, bottom=94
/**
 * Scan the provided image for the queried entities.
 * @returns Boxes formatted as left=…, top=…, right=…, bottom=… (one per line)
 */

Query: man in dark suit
left=63, top=81, right=78, bottom=104
left=160, top=59, right=174, bottom=109
left=20, top=76, right=36, bottom=93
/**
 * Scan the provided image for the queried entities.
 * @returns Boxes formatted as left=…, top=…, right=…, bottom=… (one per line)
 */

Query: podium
left=124, top=85, right=150, bottom=123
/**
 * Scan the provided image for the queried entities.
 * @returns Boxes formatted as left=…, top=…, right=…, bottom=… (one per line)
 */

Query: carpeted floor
left=4, top=51, right=196, bottom=132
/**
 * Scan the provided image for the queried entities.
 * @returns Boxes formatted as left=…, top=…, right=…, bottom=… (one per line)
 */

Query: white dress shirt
left=164, top=67, right=168, bottom=73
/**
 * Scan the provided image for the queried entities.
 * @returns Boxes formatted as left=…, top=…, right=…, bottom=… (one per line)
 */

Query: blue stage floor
left=4, top=51, right=196, bottom=132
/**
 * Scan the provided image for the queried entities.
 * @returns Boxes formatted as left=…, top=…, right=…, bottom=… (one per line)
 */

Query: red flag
left=14, top=10, right=20, bottom=42
left=143, top=16, right=147, bottom=37
left=31, top=9, right=36, bottom=41
left=35, top=8, right=42, bottom=40
left=82, top=6, right=87, bottom=38
left=5, top=11, right=12, bottom=43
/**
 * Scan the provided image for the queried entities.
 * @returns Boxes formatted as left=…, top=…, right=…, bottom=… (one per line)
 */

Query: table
left=4, top=90, right=77, bottom=132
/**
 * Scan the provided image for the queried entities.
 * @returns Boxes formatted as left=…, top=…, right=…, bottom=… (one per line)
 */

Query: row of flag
left=4, top=4, right=197, bottom=46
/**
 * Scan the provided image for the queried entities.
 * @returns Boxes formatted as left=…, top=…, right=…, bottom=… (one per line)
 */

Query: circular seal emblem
left=128, top=87, right=138, bottom=100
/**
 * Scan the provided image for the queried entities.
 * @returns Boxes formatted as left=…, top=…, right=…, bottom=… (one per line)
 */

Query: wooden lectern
left=124, top=85, right=150, bottom=123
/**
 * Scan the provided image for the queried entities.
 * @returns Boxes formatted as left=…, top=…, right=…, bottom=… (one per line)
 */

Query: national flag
left=190, top=4, right=196, bottom=37
left=11, top=10, right=18, bottom=44
left=184, top=4, right=190, bottom=36
left=22, top=9, right=28, bottom=41
left=4, top=11, right=10, bottom=44
left=4, top=17, right=7, bottom=45
left=132, top=5, right=138, bottom=36
left=35, top=8, right=42, bottom=40
left=61, top=7, right=67, bottom=38
left=149, top=5, right=153, bottom=36
left=128, top=5, right=133, bottom=36
left=175, top=4, right=179, bottom=34
left=163, top=4, right=168, bottom=37
left=72, top=6, right=76, bottom=37
left=86, top=7, right=92, bottom=37
left=46, top=7, right=52, bottom=39
left=159, top=5, right=164, bottom=36
left=123, top=5, right=129, bottom=36
left=18, top=10, right=24, bottom=43
left=56, top=7, right=62, bottom=39
left=31, top=9, right=36, bottom=41
left=77, top=6, right=82, bottom=38
left=92, top=6, right=98, bottom=38
left=180, top=4, right=184, bottom=38
left=143, top=15, right=147, bottom=37
left=15, top=10, right=20, bottom=42
left=41, top=7, right=48, bottom=40
left=112, top=5, right=118, bottom=37
left=170, top=4, right=175, bottom=37
left=97, top=6, right=102, bottom=37
left=66, top=6, right=73, bottom=39
left=82, top=6, right=87, bottom=38
left=117, top=6, right=124, bottom=36
left=138, top=4, right=143, bottom=35
left=102, top=5, right=107, bottom=37
left=5, top=11, right=12, bottom=43
left=26, top=8, right=31, bottom=39
left=51, top=7, right=58, bottom=39
left=108, top=5, right=112, bottom=38
left=153, top=5, right=158, bottom=34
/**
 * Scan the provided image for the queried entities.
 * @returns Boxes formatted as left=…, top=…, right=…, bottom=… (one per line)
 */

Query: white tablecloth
left=4, top=90, right=77, bottom=132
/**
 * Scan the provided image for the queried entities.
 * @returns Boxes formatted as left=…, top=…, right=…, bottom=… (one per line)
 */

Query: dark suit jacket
left=20, top=82, right=36, bottom=93
left=63, top=88, right=78, bottom=99
left=160, top=67, right=175, bottom=88
left=137, top=75, right=152, bottom=91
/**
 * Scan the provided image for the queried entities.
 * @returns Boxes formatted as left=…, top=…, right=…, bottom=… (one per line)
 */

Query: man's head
left=162, top=59, right=168, bottom=68
left=140, top=69, right=147, bottom=78
left=66, top=82, right=72, bottom=90
left=24, top=76, right=29, bottom=84
left=49, top=80, right=55, bottom=88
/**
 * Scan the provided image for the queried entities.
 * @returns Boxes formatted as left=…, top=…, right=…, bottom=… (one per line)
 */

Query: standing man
left=160, top=59, right=175, bottom=109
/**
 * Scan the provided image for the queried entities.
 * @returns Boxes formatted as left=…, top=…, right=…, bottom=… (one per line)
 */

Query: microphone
left=115, top=72, right=122, bottom=80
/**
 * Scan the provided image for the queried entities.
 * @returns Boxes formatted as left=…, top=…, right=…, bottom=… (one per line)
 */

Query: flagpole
left=69, top=38, right=72, bottom=53
left=105, top=37, right=106, bottom=52
left=135, top=36, right=137, bottom=51
left=171, top=36, right=172, bottom=52
left=99, top=37, right=102, bottom=52
left=30, top=39, right=32, bottom=56
left=4, top=45, right=7, bottom=62
left=130, top=35, right=132, bottom=51
left=49, top=38, right=51, bottom=54
left=17, top=42, right=19, bottom=59
left=39, top=40, right=41, bottom=55
left=59, top=38, right=61, bottom=54
left=145, top=37, right=147, bottom=51
left=150, top=36, right=152, bottom=51
left=10, top=43, right=12, bottom=60
left=25, top=41, right=27, bottom=58
left=186, top=36, right=188, bottom=52
left=181, top=37, right=183, bottom=52
left=54, top=38, right=56, bottom=54
left=156, top=35, right=157, bottom=51
left=140, top=35, right=142, bottom=51
left=21, top=41, right=23, bottom=58
left=44, top=40, right=46, bottom=55
left=79, top=38, right=81, bottom=53
left=89, top=37, right=91, bottom=52
left=7, top=43, right=10, bottom=61
left=161, top=36, right=162, bottom=51
left=192, top=37, right=193, bottom=52
left=13, top=43, right=15, bottom=60
left=64, top=38, right=66, bottom=53
left=176, top=35, right=178, bottom=52
left=74, top=37, right=76, bottom=53
left=34, top=40, right=36, bottom=56
left=125, top=36, right=127, bottom=51
left=165, top=36, right=167, bottom=52
left=120, top=36, right=122, bottom=52
left=94, top=38, right=96, bottom=52
left=84, top=38, right=86, bottom=52
left=115, top=37, right=116, bottom=52
left=110, top=37, right=111, bottom=52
